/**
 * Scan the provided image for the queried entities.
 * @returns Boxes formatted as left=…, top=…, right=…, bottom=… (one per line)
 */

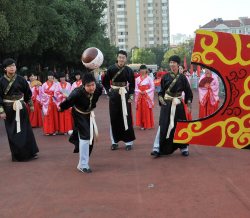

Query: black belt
left=112, top=82, right=126, bottom=86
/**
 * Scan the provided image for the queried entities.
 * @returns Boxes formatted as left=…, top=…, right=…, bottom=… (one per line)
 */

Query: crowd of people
left=0, top=52, right=221, bottom=173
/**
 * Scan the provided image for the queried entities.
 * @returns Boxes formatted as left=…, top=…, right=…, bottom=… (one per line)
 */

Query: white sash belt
left=89, top=111, right=98, bottom=145
left=164, top=94, right=182, bottom=139
left=3, top=97, right=24, bottom=133
left=74, top=107, right=98, bottom=145
left=111, top=85, right=128, bottom=130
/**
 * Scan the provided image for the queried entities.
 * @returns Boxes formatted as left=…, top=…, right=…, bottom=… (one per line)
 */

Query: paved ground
left=0, top=90, right=250, bottom=218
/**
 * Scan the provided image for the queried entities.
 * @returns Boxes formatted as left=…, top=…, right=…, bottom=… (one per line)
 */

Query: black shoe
left=12, top=156, right=18, bottom=162
left=181, top=151, right=189, bottom=156
left=77, top=167, right=92, bottom=173
left=151, top=151, right=160, bottom=157
left=125, top=145, right=132, bottom=151
left=111, top=144, right=118, bottom=150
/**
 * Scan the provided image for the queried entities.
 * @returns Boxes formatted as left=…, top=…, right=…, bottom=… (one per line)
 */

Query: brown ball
left=81, top=47, right=98, bottom=63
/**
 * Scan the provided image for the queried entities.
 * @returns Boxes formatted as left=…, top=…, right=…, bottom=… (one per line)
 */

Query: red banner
left=174, top=30, right=250, bottom=149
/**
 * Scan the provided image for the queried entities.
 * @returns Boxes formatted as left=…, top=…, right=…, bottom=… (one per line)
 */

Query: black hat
left=58, top=72, right=66, bottom=78
left=74, top=70, right=82, bottom=76
left=139, top=64, right=147, bottom=70
left=169, top=55, right=181, bottom=65
left=2, top=58, right=16, bottom=68
left=47, top=71, right=54, bottom=77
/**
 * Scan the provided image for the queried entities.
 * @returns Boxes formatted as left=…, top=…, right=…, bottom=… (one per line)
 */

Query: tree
left=0, top=0, right=117, bottom=70
left=0, top=13, right=9, bottom=42
left=161, top=39, right=194, bottom=69
left=131, top=48, right=156, bottom=64
left=150, top=45, right=168, bottom=67
left=0, top=0, right=38, bottom=57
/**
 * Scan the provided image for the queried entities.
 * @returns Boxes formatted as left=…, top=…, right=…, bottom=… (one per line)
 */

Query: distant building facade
left=104, top=0, right=170, bottom=51
left=170, top=33, right=194, bottom=46
left=200, top=17, right=250, bottom=35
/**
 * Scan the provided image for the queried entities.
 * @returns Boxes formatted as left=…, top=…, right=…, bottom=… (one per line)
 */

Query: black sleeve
left=22, top=78, right=33, bottom=106
left=183, top=76, right=193, bottom=104
left=60, top=89, right=78, bottom=111
left=0, top=78, right=4, bottom=113
left=102, top=68, right=111, bottom=92
left=127, top=67, right=135, bottom=95
left=96, top=83, right=103, bottom=97
left=158, top=74, right=166, bottom=98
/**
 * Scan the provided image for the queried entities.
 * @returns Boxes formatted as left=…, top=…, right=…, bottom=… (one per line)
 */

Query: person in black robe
left=151, top=55, right=193, bottom=157
left=103, top=50, right=136, bottom=151
left=59, top=73, right=102, bottom=173
left=0, top=58, right=39, bottom=161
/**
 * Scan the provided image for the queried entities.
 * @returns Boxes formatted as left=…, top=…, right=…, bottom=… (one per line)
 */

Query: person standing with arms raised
left=103, top=50, right=136, bottom=151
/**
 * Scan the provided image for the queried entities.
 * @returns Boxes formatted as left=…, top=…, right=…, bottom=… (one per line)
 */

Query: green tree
left=161, top=39, right=194, bottom=68
left=0, top=13, right=9, bottom=41
left=0, top=0, right=116, bottom=70
left=150, top=45, right=168, bottom=67
left=131, top=48, right=156, bottom=64
left=0, top=0, right=38, bottom=56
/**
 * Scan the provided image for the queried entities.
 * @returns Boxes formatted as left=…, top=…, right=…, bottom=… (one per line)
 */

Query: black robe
left=158, top=72, right=193, bottom=155
left=0, top=74, right=39, bottom=161
left=103, top=64, right=136, bottom=143
left=60, top=83, right=103, bottom=153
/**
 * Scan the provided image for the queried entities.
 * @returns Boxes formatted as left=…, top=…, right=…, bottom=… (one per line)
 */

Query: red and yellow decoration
left=174, top=30, right=250, bottom=149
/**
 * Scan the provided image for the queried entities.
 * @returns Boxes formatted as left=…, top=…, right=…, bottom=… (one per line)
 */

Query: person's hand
left=0, top=113, right=6, bottom=120
left=187, top=101, right=192, bottom=113
left=128, top=95, right=134, bottom=103
left=204, top=83, right=210, bottom=88
left=141, top=91, right=145, bottom=95
left=58, top=106, right=61, bottom=112
left=159, top=96, right=166, bottom=106
left=30, top=106, right=34, bottom=112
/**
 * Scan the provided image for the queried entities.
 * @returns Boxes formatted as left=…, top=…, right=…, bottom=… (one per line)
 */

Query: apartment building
left=200, top=17, right=250, bottom=35
left=105, top=0, right=170, bottom=51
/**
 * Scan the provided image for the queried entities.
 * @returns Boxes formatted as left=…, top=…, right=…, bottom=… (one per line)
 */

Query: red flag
left=184, top=56, right=187, bottom=70
left=197, top=65, right=201, bottom=77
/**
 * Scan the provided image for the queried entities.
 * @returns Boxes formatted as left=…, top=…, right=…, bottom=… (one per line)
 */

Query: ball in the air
left=81, top=47, right=104, bottom=70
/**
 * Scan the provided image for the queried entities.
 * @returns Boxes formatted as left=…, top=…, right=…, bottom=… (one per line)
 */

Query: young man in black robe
left=0, top=58, right=39, bottom=161
left=59, top=73, right=102, bottom=173
left=103, top=50, right=136, bottom=151
left=151, top=55, right=193, bottom=157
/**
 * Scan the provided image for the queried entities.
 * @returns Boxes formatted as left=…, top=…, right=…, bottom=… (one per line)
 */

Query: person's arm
left=22, top=77, right=34, bottom=111
left=59, top=89, right=77, bottom=111
left=102, top=69, right=111, bottom=94
left=145, top=77, right=155, bottom=94
left=158, top=75, right=166, bottom=106
left=0, top=81, right=6, bottom=119
left=183, top=76, right=193, bottom=113
left=127, top=68, right=135, bottom=102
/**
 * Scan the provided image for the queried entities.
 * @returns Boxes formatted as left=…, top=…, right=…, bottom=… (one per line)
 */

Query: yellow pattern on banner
left=192, top=30, right=250, bottom=66
left=175, top=78, right=250, bottom=148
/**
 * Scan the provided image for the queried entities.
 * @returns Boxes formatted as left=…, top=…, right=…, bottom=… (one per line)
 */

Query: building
left=200, top=17, right=250, bottom=35
left=170, top=33, right=194, bottom=46
left=105, top=0, right=170, bottom=51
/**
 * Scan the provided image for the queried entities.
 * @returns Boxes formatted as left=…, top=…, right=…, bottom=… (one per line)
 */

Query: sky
left=169, top=0, right=249, bottom=36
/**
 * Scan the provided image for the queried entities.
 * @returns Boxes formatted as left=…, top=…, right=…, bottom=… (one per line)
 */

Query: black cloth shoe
left=12, top=156, right=18, bottom=162
left=151, top=151, right=160, bottom=157
left=77, top=167, right=92, bottom=173
left=181, top=151, right=189, bottom=156
left=31, top=154, right=39, bottom=160
left=111, top=144, right=118, bottom=150
left=125, top=145, right=132, bottom=151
